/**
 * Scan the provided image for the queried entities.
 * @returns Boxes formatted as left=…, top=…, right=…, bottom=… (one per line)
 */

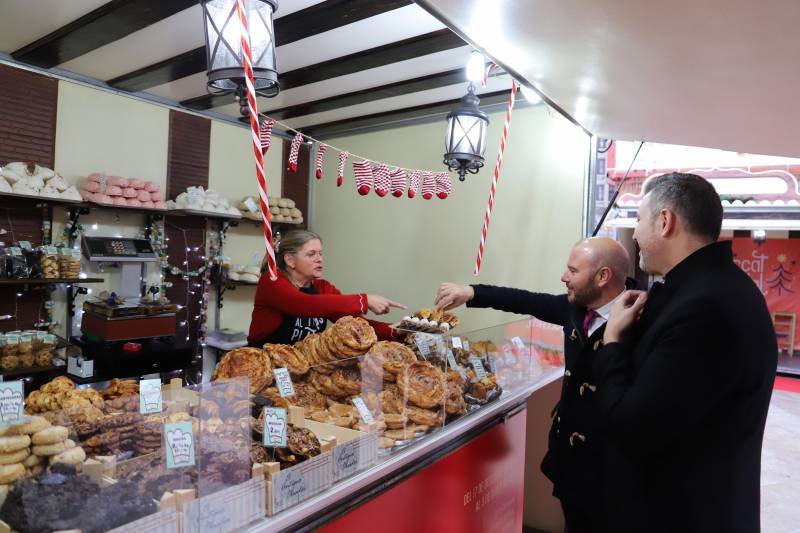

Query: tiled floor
left=761, top=389, right=800, bottom=533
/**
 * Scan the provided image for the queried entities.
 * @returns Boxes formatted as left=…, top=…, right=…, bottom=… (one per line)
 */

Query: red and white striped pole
left=236, top=0, right=277, bottom=280
left=474, top=81, right=517, bottom=276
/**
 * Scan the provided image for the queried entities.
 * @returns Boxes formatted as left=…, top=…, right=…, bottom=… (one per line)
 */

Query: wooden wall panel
left=0, top=64, right=58, bottom=168
left=281, top=141, right=310, bottom=228
left=166, top=110, right=210, bottom=200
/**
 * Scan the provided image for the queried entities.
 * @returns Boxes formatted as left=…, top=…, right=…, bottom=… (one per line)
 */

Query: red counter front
left=320, top=407, right=528, bottom=533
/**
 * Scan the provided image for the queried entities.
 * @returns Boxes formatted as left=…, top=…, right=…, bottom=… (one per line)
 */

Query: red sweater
left=247, top=271, right=392, bottom=344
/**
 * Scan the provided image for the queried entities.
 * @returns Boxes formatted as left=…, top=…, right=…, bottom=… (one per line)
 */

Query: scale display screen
left=83, top=237, right=156, bottom=262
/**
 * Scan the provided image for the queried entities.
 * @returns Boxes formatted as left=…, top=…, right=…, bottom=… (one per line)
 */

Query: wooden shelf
left=0, top=277, right=104, bottom=285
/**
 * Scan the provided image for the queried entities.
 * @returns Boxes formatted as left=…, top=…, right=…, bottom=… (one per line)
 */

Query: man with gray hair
left=597, top=172, right=777, bottom=532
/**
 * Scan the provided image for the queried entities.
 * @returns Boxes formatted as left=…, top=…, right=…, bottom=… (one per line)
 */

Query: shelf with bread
left=236, top=195, right=305, bottom=227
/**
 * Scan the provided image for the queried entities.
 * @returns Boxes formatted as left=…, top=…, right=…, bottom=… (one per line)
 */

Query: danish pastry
left=213, top=347, right=274, bottom=394
left=397, top=362, right=445, bottom=409
left=263, top=343, right=309, bottom=377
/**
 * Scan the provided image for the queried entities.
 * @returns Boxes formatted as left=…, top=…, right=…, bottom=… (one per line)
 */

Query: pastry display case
left=0, top=317, right=564, bottom=532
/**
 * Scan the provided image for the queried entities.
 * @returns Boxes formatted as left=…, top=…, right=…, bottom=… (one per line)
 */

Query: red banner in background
left=731, top=237, right=799, bottom=349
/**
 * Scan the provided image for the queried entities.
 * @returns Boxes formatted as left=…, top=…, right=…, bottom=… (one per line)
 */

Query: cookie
left=0, top=483, right=9, bottom=506
left=0, top=434, right=31, bottom=453
left=31, top=425, right=69, bottom=445
left=0, top=448, right=30, bottom=465
left=50, top=446, right=86, bottom=466
left=23, top=454, right=41, bottom=468
left=16, top=415, right=50, bottom=435
left=33, top=439, right=75, bottom=457
left=26, top=464, right=45, bottom=478
left=0, top=463, right=25, bottom=484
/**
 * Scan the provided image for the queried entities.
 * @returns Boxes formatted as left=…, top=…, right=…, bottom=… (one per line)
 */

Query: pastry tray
left=389, top=322, right=451, bottom=336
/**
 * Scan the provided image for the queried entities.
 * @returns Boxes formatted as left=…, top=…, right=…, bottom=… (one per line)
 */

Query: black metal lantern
left=444, top=84, right=490, bottom=181
left=201, top=0, right=279, bottom=115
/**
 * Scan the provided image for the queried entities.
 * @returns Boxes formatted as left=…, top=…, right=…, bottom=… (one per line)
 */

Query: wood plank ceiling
left=0, top=0, right=523, bottom=139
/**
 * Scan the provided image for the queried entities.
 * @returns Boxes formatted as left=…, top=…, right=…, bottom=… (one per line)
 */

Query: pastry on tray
left=397, top=308, right=460, bottom=333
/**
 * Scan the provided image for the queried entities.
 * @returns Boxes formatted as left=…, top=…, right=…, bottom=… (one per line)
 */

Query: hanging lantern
left=201, top=0, right=280, bottom=115
left=443, top=84, right=490, bottom=181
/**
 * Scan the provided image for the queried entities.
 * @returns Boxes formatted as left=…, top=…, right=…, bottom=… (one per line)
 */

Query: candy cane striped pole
left=474, top=81, right=517, bottom=276
left=236, top=0, right=277, bottom=280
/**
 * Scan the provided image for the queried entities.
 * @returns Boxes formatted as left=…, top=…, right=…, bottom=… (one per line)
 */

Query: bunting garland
left=315, top=143, right=328, bottom=179
left=337, top=151, right=349, bottom=187
left=287, top=132, right=303, bottom=172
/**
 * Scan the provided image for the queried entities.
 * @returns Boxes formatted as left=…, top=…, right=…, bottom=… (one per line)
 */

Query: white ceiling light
left=465, top=50, right=485, bottom=82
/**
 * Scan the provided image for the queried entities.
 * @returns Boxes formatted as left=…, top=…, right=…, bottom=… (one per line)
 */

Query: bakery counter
left=248, top=366, right=563, bottom=533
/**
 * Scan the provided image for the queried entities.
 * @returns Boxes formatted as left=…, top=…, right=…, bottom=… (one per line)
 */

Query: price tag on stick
left=164, top=421, right=195, bottom=468
left=262, top=407, right=288, bottom=447
left=274, top=368, right=295, bottom=397
left=351, top=397, right=375, bottom=425
left=469, top=357, right=489, bottom=381
left=0, top=381, right=25, bottom=426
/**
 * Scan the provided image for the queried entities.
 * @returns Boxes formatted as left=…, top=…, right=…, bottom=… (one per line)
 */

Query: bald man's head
left=561, top=237, right=631, bottom=308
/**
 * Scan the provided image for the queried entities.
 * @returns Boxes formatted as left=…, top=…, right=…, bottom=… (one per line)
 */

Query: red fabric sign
left=731, top=237, right=799, bottom=349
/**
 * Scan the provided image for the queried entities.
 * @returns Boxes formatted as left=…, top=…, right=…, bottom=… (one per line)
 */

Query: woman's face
left=287, top=238, right=323, bottom=280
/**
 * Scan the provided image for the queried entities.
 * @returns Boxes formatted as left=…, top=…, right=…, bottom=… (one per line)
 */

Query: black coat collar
left=664, top=240, right=732, bottom=289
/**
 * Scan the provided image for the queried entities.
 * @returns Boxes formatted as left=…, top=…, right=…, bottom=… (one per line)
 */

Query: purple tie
left=582, top=309, right=600, bottom=336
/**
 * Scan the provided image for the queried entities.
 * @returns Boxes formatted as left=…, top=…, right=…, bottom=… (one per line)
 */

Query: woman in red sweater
left=248, top=229, right=405, bottom=346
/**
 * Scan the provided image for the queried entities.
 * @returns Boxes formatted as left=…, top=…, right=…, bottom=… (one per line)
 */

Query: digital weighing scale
left=79, top=236, right=175, bottom=342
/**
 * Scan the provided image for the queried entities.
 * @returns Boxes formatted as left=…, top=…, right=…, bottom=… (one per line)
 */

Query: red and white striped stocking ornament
left=421, top=171, right=437, bottom=200
left=352, top=160, right=373, bottom=195
left=287, top=132, right=303, bottom=172
left=337, top=151, right=349, bottom=187
left=259, top=118, right=275, bottom=156
left=372, top=163, right=391, bottom=197
left=315, top=144, right=328, bottom=179
left=407, top=170, right=421, bottom=198
left=435, top=172, right=452, bottom=199
left=390, top=168, right=407, bottom=197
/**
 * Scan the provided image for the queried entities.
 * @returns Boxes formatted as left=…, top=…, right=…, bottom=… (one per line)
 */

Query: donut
left=122, top=187, right=138, bottom=198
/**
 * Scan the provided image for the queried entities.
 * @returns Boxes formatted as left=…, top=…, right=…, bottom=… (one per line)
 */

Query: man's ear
left=596, top=266, right=612, bottom=287
left=660, top=209, right=677, bottom=237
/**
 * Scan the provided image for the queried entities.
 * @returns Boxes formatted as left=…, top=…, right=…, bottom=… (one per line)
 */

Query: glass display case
left=0, top=317, right=564, bottom=532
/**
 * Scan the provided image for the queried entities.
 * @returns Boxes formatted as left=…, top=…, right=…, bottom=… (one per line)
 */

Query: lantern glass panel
left=446, top=114, right=487, bottom=159
left=203, top=0, right=278, bottom=93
